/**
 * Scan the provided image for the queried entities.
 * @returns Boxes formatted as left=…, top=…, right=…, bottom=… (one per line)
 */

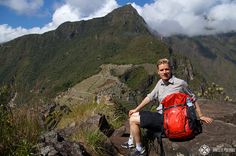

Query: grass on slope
left=56, top=102, right=127, bottom=155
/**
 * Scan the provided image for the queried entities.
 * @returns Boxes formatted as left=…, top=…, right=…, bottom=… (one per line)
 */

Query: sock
left=128, top=136, right=134, bottom=145
left=136, top=143, right=143, bottom=151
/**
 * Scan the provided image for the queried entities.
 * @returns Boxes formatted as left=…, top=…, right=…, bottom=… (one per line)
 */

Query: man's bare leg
left=130, top=112, right=141, bottom=144
left=129, top=112, right=146, bottom=153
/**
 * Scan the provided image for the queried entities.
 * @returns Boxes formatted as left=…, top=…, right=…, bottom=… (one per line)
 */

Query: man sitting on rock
left=121, top=58, right=213, bottom=156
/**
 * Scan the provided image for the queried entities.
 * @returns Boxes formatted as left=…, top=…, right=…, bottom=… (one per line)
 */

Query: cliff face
left=166, top=34, right=236, bottom=99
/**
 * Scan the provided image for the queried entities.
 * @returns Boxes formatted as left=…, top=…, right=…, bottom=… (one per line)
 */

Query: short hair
left=157, top=58, right=171, bottom=68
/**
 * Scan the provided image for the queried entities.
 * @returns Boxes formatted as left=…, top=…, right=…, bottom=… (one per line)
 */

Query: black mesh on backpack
left=187, top=106, right=202, bottom=135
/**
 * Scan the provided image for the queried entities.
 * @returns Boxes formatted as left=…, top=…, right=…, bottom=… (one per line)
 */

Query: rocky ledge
left=110, top=99, right=236, bottom=156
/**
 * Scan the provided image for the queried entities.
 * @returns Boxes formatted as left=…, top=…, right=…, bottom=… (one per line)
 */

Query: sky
left=0, top=0, right=236, bottom=43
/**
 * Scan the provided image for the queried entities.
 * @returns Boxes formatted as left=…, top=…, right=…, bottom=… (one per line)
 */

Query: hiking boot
left=129, top=148, right=146, bottom=156
left=121, top=141, right=135, bottom=149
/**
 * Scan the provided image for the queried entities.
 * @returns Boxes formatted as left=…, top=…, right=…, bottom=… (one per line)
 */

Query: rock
left=39, top=103, right=71, bottom=130
left=40, top=146, right=56, bottom=156
left=37, top=131, right=89, bottom=156
left=81, top=114, right=114, bottom=137
left=111, top=126, right=126, bottom=137
left=110, top=135, right=132, bottom=155
left=148, top=99, right=236, bottom=156
left=157, top=120, right=235, bottom=155
left=103, top=138, right=120, bottom=156
left=110, top=99, right=236, bottom=156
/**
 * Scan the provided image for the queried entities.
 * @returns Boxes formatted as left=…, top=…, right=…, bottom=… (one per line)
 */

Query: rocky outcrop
left=38, top=90, right=236, bottom=156
left=80, top=114, right=115, bottom=137
left=39, top=103, right=71, bottom=130
left=37, top=131, right=89, bottom=156
left=159, top=119, right=236, bottom=156
left=110, top=99, right=236, bottom=156
left=43, top=64, right=236, bottom=156
left=37, top=113, right=119, bottom=156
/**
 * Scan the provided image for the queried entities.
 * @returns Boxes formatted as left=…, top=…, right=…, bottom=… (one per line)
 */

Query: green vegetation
left=58, top=102, right=126, bottom=130
left=0, top=85, right=42, bottom=155
left=57, top=101, right=126, bottom=155
left=73, top=129, right=107, bottom=156
left=0, top=4, right=235, bottom=105
left=167, top=34, right=236, bottom=99
left=120, top=66, right=149, bottom=91
left=1, top=4, right=235, bottom=156
left=197, top=82, right=233, bottom=102
left=0, top=5, right=169, bottom=105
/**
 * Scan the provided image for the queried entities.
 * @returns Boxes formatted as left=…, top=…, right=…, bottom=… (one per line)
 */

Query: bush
left=197, top=82, right=233, bottom=102
left=0, top=85, right=42, bottom=155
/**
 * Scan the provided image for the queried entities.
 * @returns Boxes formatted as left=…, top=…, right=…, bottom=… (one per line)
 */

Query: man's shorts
left=140, top=111, right=163, bottom=131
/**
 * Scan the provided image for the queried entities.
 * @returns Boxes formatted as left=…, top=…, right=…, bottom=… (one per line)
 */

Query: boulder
left=37, top=131, right=89, bottom=156
left=80, top=114, right=115, bottom=137
left=39, top=103, right=71, bottom=130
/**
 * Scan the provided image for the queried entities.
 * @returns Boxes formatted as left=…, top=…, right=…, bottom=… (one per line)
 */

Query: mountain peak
left=107, top=4, right=143, bottom=21
left=110, top=4, right=137, bottom=14
left=54, top=4, right=149, bottom=39
left=105, top=4, right=148, bottom=34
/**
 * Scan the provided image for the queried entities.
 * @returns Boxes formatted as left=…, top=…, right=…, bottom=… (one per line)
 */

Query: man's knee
left=129, top=113, right=140, bottom=125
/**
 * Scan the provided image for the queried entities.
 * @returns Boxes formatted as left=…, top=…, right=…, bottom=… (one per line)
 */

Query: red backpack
left=161, top=92, right=199, bottom=139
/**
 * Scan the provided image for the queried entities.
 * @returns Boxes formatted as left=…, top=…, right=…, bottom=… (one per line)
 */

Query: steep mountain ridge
left=0, top=4, right=235, bottom=104
left=0, top=5, right=169, bottom=104
left=166, top=33, right=236, bottom=98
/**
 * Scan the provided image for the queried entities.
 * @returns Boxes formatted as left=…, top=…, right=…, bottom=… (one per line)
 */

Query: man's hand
left=128, top=97, right=151, bottom=117
left=200, top=116, right=213, bottom=124
left=129, top=109, right=137, bottom=117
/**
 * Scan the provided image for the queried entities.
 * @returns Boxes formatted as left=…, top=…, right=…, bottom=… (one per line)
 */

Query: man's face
left=158, top=63, right=171, bottom=81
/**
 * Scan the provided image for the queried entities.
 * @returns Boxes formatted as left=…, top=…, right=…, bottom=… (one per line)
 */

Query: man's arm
left=129, top=96, right=151, bottom=117
left=194, top=101, right=213, bottom=124
left=182, top=81, right=213, bottom=124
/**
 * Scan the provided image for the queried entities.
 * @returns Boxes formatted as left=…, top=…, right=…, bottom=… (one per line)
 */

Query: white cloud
left=133, top=0, right=236, bottom=36
left=65, top=0, right=112, bottom=18
left=51, top=4, right=80, bottom=26
left=0, top=24, right=54, bottom=43
left=83, top=0, right=119, bottom=20
left=1, top=0, right=236, bottom=43
left=0, top=0, right=43, bottom=14
left=207, top=4, right=236, bottom=34
left=0, top=0, right=119, bottom=43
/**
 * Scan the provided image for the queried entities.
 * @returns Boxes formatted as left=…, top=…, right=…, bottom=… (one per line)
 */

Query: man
left=121, top=58, right=213, bottom=156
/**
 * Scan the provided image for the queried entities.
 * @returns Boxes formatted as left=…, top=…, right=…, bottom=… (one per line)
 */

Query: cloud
left=133, top=0, right=236, bottom=36
left=51, top=4, right=80, bottom=26
left=65, top=0, right=113, bottom=18
left=1, top=0, right=236, bottom=43
left=0, top=0, right=118, bottom=43
left=0, top=24, right=54, bottom=44
left=0, top=0, right=43, bottom=15
left=51, top=0, right=118, bottom=24
left=207, top=4, right=236, bottom=34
